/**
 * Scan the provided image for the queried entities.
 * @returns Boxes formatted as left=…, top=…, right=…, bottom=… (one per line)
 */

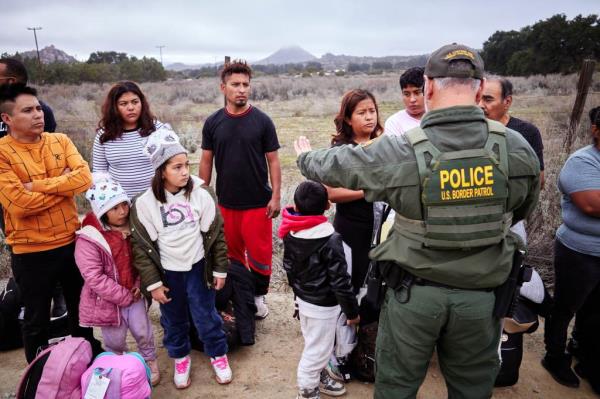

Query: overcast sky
left=2, top=0, right=597, bottom=65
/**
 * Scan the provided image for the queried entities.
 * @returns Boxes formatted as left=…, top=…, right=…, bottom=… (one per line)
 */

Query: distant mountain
left=166, top=62, right=203, bottom=71
left=18, top=45, right=77, bottom=64
left=165, top=46, right=429, bottom=73
left=255, top=45, right=317, bottom=65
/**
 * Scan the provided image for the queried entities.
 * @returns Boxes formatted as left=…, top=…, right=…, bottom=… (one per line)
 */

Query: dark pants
left=11, top=242, right=102, bottom=363
left=375, top=286, right=500, bottom=399
left=545, top=240, right=600, bottom=356
left=252, top=269, right=270, bottom=297
left=160, top=259, right=228, bottom=359
left=334, top=214, right=372, bottom=293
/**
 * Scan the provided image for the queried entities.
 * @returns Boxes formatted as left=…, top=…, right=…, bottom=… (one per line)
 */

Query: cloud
left=3, top=0, right=597, bottom=63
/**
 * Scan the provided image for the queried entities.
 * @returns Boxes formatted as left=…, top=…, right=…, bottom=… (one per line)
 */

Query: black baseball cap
left=425, top=43, right=484, bottom=79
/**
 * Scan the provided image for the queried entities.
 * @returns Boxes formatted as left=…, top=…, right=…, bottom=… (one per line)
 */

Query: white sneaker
left=319, top=369, right=346, bottom=396
left=254, top=295, right=269, bottom=319
left=173, top=356, right=191, bottom=389
left=211, top=354, right=232, bottom=384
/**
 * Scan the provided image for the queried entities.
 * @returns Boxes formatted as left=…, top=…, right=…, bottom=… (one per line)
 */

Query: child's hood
left=77, top=212, right=112, bottom=255
left=278, top=206, right=331, bottom=239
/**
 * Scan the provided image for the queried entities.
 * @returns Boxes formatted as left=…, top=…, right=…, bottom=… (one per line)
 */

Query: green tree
left=482, top=13, right=600, bottom=76
left=87, top=51, right=128, bottom=64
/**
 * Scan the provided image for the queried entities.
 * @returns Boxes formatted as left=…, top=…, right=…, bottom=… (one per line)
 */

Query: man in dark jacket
left=278, top=180, right=359, bottom=399
left=0, top=58, right=56, bottom=137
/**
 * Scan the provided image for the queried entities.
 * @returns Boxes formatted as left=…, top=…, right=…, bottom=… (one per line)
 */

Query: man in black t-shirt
left=480, top=76, right=545, bottom=244
left=480, top=76, right=545, bottom=189
left=200, top=60, right=281, bottom=319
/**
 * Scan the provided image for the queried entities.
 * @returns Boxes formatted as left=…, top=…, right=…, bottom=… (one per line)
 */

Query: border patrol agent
left=294, top=43, right=540, bottom=398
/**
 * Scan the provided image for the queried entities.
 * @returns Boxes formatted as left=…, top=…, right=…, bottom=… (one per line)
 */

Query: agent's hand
left=61, top=167, right=71, bottom=175
left=213, top=277, right=226, bottom=290
left=131, top=287, right=141, bottom=302
left=266, top=196, right=281, bottom=219
left=294, top=136, right=312, bottom=156
left=23, top=182, right=33, bottom=191
left=151, top=286, right=171, bottom=304
left=347, top=315, right=360, bottom=326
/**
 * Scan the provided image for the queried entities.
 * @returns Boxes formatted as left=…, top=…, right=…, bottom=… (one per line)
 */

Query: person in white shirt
left=384, top=67, right=425, bottom=136
left=130, top=127, right=232, bottom=390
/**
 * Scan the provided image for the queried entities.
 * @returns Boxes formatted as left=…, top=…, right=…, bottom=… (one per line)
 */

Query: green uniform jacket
left=129, top=185, right=229, bottom=297
left=297, top=106, right=540, bottom=289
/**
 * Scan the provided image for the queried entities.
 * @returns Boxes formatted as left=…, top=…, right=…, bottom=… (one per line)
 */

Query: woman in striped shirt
left=93, top=81, right=165, bottom=198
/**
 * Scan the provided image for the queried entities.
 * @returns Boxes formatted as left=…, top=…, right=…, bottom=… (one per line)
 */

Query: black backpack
left=190, top=310, right=241, bottom=352
left=0, top=278, right=70, bottom=352
left=0, top=278, right=23, bottom=350
left=360, top=204, right=392, bottom=323
left=348, top=321, right=378, bottom=382
left=347, top=204, right=392, bottom=382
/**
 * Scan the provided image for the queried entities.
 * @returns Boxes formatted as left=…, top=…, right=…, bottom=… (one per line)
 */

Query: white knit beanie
left=85, top=172, right=130, bottom=220
left=142, top=126, right=188, bottom=170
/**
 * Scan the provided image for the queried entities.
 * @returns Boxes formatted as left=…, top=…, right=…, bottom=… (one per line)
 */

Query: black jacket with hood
left=282, top=222, right=359, bottom=320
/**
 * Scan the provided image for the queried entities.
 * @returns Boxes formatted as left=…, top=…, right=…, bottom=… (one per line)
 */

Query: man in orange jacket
left=0, top=83, right=102, bottom=362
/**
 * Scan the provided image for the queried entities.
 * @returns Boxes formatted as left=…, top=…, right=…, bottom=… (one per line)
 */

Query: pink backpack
left=16, top=337, right=92, bottom=399
left=80, top=352, right=151, bottom=399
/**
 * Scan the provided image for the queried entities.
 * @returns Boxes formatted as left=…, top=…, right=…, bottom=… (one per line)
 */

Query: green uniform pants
left=374, top=285, right=501, bottom=399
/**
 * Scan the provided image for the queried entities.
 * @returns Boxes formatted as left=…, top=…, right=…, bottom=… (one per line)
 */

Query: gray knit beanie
left=143, top=126, right=188, bottom=170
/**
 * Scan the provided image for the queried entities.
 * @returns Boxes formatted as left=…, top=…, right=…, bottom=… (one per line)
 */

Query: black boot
left=542, top=353, right=580, bottom=388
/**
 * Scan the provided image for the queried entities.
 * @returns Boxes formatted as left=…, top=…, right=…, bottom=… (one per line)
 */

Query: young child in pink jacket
left=75, top=172, right=160, bottom=386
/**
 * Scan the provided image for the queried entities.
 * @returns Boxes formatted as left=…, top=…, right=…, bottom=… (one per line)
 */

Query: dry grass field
left=1, top=71, right=600, bottom=284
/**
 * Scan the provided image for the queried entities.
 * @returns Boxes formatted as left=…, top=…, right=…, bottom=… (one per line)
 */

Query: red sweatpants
left=219, top=206, right=272, bottom=295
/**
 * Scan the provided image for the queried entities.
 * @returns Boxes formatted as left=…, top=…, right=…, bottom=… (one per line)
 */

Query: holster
left=378, top=261, right=414, bottom=303
left=493, top=250, right=532, bottom=319
left=363, top=261, right=388, bottom=311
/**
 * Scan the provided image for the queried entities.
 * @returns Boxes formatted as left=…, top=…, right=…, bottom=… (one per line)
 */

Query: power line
left=27, top=27, right=43, bottom=66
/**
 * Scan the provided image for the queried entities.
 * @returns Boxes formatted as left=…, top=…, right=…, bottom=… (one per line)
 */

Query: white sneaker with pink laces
left=211, top=354, right=232, bottom=384
left=173, top=355, right=191, bottom=389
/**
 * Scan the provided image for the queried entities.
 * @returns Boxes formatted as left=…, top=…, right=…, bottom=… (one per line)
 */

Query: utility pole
left=223, top=56, right=230, bottom=106
left=156, top=45, right=166, bottom=66
left=27, top=27, right=43, bottom=66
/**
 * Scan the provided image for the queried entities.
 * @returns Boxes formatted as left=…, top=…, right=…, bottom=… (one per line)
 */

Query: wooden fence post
left=564, top=59, right=596, bottom=154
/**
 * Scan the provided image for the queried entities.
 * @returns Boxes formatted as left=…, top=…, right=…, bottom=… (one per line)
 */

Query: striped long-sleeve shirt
left=92, top=122, right=165, bottom=199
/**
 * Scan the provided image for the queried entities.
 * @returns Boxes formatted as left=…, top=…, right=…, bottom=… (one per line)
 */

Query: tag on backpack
left=84, top=371, right=111, bottom=399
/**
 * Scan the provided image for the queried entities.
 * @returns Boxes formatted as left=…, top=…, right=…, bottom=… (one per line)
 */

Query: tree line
left=1, top=51, right=167, bottom=84
left=170, top=56, right=430, bottom=80
left=482, top=14, right=600, bottom=76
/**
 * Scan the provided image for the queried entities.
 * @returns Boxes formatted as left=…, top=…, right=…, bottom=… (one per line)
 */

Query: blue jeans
left=160, top=259, right=227, bottom=358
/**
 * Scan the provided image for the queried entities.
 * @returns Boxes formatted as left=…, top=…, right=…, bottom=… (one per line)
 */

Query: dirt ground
left=0, top=292, right=597, bottom=399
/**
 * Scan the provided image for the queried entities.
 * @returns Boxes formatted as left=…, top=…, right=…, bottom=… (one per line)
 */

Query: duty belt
left=395, top=269, right=493, bottom=304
